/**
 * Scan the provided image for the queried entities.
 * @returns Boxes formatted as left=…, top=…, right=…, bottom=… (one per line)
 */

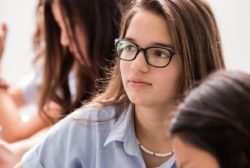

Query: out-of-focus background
left=0, top=0, right=37, bottom=84
left=0, top=0, right=250, bottom=85
left=0, top=0, right=38, bottom=120
left=208, top=0, right=250, bottom=72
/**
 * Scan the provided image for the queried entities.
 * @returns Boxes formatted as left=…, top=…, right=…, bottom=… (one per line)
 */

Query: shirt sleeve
left=21, top=107, right=94, bottom=168
left=21, top=106, right=115, bottom=168
left=22, top=147, right=43, bottom=168
left=21, top=117, right=73, bottom=168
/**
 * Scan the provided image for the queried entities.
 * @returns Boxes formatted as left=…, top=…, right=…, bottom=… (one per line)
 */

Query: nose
left=60, top=30, right=70, bottom=47
left=130, top=50, right=149, bottom=72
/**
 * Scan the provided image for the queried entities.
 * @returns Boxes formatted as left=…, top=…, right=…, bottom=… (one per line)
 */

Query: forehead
left=173, top=136, right=220, bottom=168
left=125, top=9, right=173, bottom=47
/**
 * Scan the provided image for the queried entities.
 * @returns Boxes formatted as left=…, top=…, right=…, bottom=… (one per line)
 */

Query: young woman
left=0, top=0, right=122, bottom=166
left=171, top=70, right=250, bottom=168
left=0, top=0, right=46, bottom=142
left=35, top=0, right=123, bottom=125
left=20, top=0, right=225, bottom=167
left=0, top=0, right=122, bottom=140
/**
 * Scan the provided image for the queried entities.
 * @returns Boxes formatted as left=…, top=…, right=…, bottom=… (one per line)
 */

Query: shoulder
left=22, top=104, right=120, bottom=167
left=46, top=104, right=119, bottom=142
left=69, top=104, right=119, bottom=121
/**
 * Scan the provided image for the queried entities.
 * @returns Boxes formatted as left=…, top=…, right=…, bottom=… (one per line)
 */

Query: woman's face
left=120, top=9, right=182, bottom=110
left=173, top=136, right=220, bottom=168
left=51, top=2, right=88, bottom=65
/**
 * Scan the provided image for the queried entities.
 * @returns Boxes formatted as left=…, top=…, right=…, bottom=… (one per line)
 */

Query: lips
left=128, top=78, right=151, bottom=85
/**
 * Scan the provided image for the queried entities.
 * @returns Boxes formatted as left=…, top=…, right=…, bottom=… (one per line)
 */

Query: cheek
left=155, top=70, right=181, bottom=96
left=120, top=61, right=128, bottom=85
left=171, top=73, right=182, bottom=93
left=161, top=57, right=182, bottom=94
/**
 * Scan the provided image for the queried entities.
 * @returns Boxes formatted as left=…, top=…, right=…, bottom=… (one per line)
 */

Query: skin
left=120, top=9, right=182, bottom=167
left=0, top=140, right=18, bottom=168
left=51, top=2, right=89, bottom=66
left=5, top=2, right=90, bottom=168
left=121, top=10, right=182, bottom=111
left=0, top=89, right=60, bottom=142
left=0, top=3, right=61, bottom=144
left=173, top=136, right=220, bottom=168
left=0, top=127, right=50, bottom=168
left=15, top=7, right=182, bottom=168
left=0, top=2, right=73, bottom=167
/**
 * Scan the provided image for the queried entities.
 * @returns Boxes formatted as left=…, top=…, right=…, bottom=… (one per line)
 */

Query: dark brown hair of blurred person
left=39, top=0, right=123, bottom=123
left=171, top=70, right=250, bottom=168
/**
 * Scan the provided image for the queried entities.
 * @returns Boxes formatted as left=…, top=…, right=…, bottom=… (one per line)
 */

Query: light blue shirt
left=22, top=104, right=176, bottom=168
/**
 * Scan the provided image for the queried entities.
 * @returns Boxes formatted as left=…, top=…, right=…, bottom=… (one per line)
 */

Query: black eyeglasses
left=115, top=39, right=175, bottom=68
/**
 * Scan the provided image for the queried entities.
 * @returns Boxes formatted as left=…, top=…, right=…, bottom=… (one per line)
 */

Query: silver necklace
left=137, top=139, right=174, bottom=158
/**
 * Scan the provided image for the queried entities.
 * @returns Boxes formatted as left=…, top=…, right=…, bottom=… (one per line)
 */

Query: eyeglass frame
left=114, top=39, right=176, bottom=68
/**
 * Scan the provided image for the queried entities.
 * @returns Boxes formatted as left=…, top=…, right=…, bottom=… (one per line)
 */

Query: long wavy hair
left=39, top=0, right=122, bottom=123
left=91, top=0, right=225, bottom=112
left=170, top=70, right=250, bottom=168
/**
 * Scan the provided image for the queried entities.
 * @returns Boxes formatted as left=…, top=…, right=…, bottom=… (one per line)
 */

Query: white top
left=18, top=69, right=76, bottom=104
left=18, top=70, right=42, bottom=104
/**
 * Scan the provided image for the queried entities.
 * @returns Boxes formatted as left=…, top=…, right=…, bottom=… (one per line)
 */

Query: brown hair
left=92, top=0, right=225, bottom=111
left=39, top=0, right=122, bottom=123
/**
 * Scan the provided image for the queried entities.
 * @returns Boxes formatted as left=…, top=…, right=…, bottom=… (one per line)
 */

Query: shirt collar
left=103, top=104, right=176, bottom=167
left=104, top=103, right=140, bottom=156
left=161, top=155, right=176, bottom=168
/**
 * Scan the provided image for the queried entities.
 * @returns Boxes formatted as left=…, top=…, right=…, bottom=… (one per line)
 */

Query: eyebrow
left=124, top=37, right=174, bottom=49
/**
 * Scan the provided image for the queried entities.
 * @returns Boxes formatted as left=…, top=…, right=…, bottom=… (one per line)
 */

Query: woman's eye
left=117, top=41, right=136, bottom=52
left=153, top=49, right=170, bottom=58
left=124, top=44, right=136, bottom=52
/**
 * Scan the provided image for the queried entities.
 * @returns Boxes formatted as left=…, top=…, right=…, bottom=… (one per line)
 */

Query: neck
left=134, top=104, right=175, bottom=153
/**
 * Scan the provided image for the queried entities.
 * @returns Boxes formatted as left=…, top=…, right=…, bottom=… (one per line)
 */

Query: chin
left=128, top=96, right=150, bottom=107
